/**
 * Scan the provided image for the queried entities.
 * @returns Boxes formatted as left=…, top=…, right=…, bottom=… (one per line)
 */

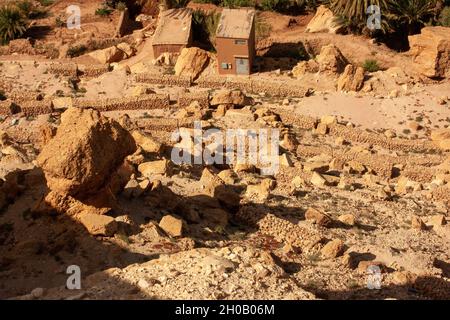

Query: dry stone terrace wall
left=276, top=111, right=441, bottom=154
left=134, top=73, right=309, bottom=97
left=47, top=62, right=78, bottom=78
left=72, top=94, right=170, bottom=112
left=135, top=73, right=193, bottom=87
left=78, top=64, right=111, bottom=78
left=196, top=76, right=309, bottom=97
left=0, top=100, right=53, bottom=117
left=177, top=92, right=209, bottom=109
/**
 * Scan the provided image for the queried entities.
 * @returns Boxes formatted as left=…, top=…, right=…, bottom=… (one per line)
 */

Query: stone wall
left=78, top=64, right=111, bottom=78
left=72, top=94, right=170, bottom=112
left=47, top=62, right=78, bottom=77
left=135, top=73, right=193, bottom=87
left=177, top=91, right=210, bottom=109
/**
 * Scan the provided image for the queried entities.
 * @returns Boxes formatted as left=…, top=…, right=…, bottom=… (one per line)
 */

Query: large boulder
left=89, top=46, right=125, bottom=64
left=316, top=44, right=348, bottom=75
left=37, top=107, right=136, bottom=198
left=431, top=128, right=450, bottom=151
left=305, top=5, right=344, bottom=34
left=337, top=64, right=365, bottom=92
left=174, top=47, right=210, bottom=80
left=210, top=89, right=250, bottom=107
left=292, top=60, right=319, bottom=78
left=408, top=27, right=450, bottom=78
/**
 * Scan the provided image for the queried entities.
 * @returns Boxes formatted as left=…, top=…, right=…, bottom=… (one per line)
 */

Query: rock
left=291, top=176, right=305, bottom=189
left=89, top=46, right=125, bottom=64
left=279, top=153, right=293, bottom=167
left=200, top=168, right=241, bottom=209
left=411, top=216, right=426, bottom=230
left=316, top=44, right=348, bottom=75
left=305, top=5, right=344, bottom=34
left=428, top=214, right=446, bottom=227
left=174, top=47, right=210, bottom=80
left=132, top=131, right=162, bottom=154
left=153, top=52, right=177, bottom=66
left=234, top=163, right=256, bottom=173
left=357, top=260, right=385, bottom=273
left=344, top=160, right=366, bottom=174
left=338, top=214, right=356, bottom=226
left=310, top=172, right=327, bottom=187
left=159, top=215, right=184, bottom=237
left=303, top=161, right=329, bottom=173
left=37, top=107, right=136, bottom=198
left=217, top=169, right=237, bottom=184
left=138, top=159, right=172, bottom=176
left=321, top=239, right=344, bottom=259
left=52, top=97, right=73, bottom=109
left=320, top=115, right=337, bottom=125
left=79, top=212, right=118, bottom=236
left=292, top=60, right=320, bottom=77
left=30, top=287, right=45, bottom=299
left=337, top=64, right=365, bottom=92
left=408, top=121, right=422, bottom=131
left=210, top=89, right=249, bottom=107
left=305, top=207, right=332, bottom=227
left=116, top=42, right=136, bottom=58
left=202, top=208, right=228, bottom=228
left=131, top=86, right=154, bottom=97
left=408, top=27, right=450, bottom=78
left=315, top=123, right=328, bottom=135
left=384, top=129, right=396, bottom=138
left=431, top=128, right=450, bottom=141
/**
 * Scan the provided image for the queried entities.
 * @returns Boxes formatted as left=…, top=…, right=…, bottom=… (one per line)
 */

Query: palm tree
left=329, top=0, right=389, bottom=21
left=387, top=0, right=437, bottom=35
left=329, top=0, right=389, bottom=34
left=0, top=6, right=27, bottom=45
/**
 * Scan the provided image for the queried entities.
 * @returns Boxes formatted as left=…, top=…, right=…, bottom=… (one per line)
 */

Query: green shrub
left=255, top=15, right=272, bottom=40
left=55, top=16, right=65, bottom=28
left=363, top=59, right=380, bottom=72
left=171, top=0, right=191, bottom=8
left=95, top=7, right=113, bottom=16
left=191, top=0, right=219, bottom=3
left=115, top=2, right=127, bottom=11
left=0, top=6, right=27, bottom=45
left=192, top=10, right=221, bottom=50
left=16, top=0, right=33, bottom=18
left=38, top=0, right=54, bottom=6
left=439, top=6, right=450, bottom=27
left=222, top=0, right=256, bottom=8
left=67, top=44, right=87, bottom=58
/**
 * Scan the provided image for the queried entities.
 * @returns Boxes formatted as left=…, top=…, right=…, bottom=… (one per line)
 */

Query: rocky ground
left=0, top=1, right=449, bottom=301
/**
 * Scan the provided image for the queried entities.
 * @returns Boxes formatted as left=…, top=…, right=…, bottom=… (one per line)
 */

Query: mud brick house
left=152, top=8, right=193, bottom=58
left=216, top=8, right=256, bottom=76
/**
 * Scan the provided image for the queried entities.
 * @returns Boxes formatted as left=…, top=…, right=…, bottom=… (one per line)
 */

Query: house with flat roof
left=215, top=8, right=256, bottom=75
left=152, top=8, right=193, bottom=58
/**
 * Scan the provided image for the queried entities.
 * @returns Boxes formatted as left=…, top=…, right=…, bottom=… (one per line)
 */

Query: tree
left=387, top=0, right=437, bottom=35
left=0, top=6, right=27, bottom=45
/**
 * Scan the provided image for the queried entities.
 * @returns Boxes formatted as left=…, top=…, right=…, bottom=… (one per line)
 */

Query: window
left=234, top=39, right=247, bottom=45
left=221, top=63, right=232, bottom=69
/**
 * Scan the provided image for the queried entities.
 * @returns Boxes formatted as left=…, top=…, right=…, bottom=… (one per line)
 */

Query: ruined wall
left=135, top=73, right=192, bottom=87
left=72, top=94, right=170, bottom=112
left=177, top=91, right=210, bottom=109
left=78, top=64, right=111, bottom=78
left=47, top=63, right=78, bottom=77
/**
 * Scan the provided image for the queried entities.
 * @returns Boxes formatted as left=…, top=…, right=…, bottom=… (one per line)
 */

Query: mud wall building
left=152, top=8, right=193, bottom=58
left=215, top=8, right=256, bottom=76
